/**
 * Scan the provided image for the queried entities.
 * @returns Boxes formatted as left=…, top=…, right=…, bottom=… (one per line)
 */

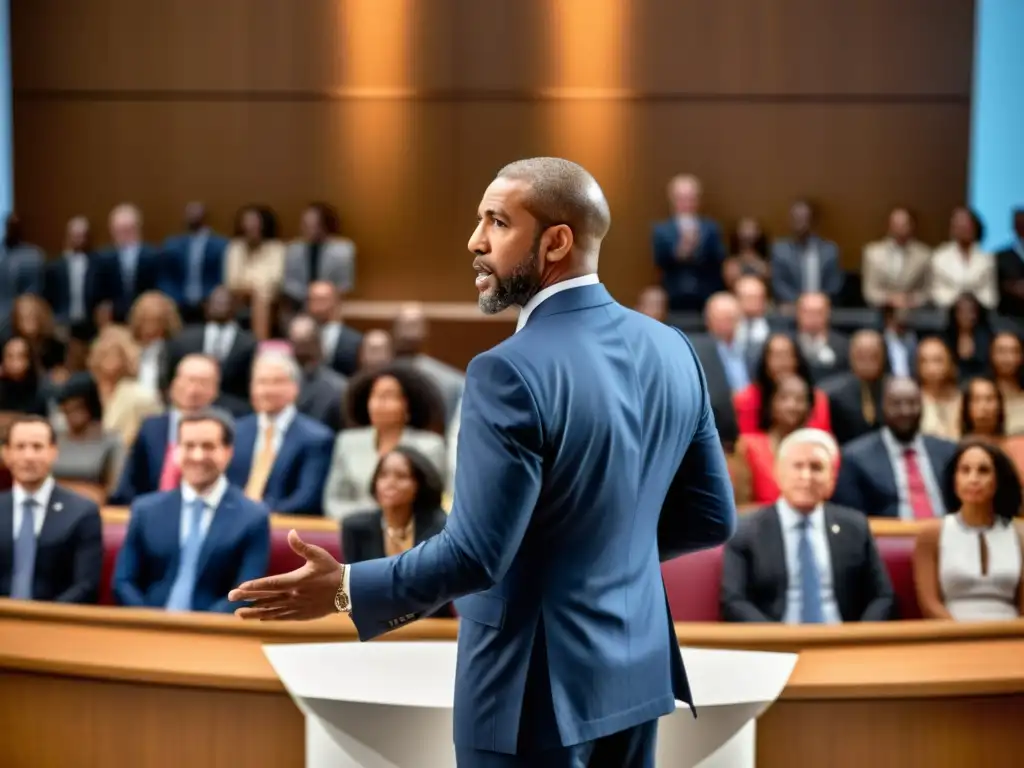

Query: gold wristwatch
left=334, top=565, right=351, bottom=613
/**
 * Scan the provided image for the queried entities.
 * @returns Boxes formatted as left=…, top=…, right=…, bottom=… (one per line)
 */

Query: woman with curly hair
left=323, top=362, right=448, bottom=521
left=87, top=325, right=163, bottom=446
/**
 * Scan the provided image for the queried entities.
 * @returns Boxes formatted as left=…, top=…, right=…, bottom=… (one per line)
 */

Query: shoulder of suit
left=294, top=412, right=335, bottom=440
left=50, top=485, right=100, bottom=515
left=841, top=431, right=883, bottom=459
left=131, top=490, right=177, bottom=516
left=922, top=434, right=958, bottom=454
left=732, top=506, right=774, bottom=540
left=228, top=487, right=271, bottom=518
left=824, top=502, right=870, bottom=530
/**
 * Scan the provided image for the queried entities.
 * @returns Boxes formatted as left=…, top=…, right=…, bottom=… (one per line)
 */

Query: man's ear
left=541, top=224, right=574, bottom=264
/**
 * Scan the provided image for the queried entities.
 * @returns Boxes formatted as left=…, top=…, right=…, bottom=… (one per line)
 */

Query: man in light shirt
left=112, top=409, right=269, bottom=613
left=720, top=428, right=895, bottom=623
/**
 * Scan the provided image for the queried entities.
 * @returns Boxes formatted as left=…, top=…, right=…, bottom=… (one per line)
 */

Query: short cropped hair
left=776, top=428, right=839, bottom=465
left=2, top=415, right=56, bottom=446
left=177, top=408, right=236, bottom=447
left=252, top=350, right=302, bottom=384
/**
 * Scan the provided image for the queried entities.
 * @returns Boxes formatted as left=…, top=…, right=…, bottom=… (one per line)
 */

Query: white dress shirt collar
left=776, top=498, right=825, bottom=530
left=515, top=274, right=601, bottom=333
left=180, top=474, right=229, bottom=510
left=258, top=404, right=297, bottom=437
left=12, top=476, right=57, bottom=538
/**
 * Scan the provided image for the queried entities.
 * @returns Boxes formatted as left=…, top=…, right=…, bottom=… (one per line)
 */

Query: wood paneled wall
left=11, top=0, right=975, bottom=303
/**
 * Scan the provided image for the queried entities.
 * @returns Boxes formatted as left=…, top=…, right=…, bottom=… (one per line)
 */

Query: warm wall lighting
left=337, top=0, right=414, bottom=96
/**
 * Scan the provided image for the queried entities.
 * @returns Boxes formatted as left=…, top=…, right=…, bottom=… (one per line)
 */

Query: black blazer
left=0, top=485, right=104, bottom=603
left=341, top=507, right=452, bottom=615
left=93, top=245, right=162, bottom=321
left=42, top=254, right=103, bottom=331
left=821, top=372, right=883, bottom=446
left=720, top=503, right=895, bottom=623
left=688, top=334, right=740, bottom=442
left=324, top=323, right=364, bottom=378
left=164, top=323, right=258, bottom=403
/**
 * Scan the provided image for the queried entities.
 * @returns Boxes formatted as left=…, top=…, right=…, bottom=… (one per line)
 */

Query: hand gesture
left=229, top=530, right=342, bottom=621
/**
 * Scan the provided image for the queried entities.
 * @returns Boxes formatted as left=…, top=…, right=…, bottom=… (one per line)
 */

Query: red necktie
left=158, top=444, right=181, bottom=491
left=903, top=447, right=935, bottom=519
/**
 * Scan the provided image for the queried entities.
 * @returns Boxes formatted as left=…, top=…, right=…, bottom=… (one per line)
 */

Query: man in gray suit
left=771, top=200, right=844, bottom=308
left=392, top=302, right=465, bottom=424
left=282, top=203, right=356, bottom=307
left=0, top=214, right=45, bottom=339
left=288, top=314, right=347, bottom=432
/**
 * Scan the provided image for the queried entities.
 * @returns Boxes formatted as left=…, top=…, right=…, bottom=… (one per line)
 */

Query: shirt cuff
left=341, top=564, right=352, bottom=612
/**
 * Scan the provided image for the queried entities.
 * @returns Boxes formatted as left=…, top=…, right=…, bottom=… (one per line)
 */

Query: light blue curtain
left=968, top=0, right=1024, bottom=249
left=0, top=0, right=11, bottom=216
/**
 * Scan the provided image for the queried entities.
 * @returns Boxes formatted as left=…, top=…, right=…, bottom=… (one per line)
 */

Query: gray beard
left=478, top=238, right=543, bottom=315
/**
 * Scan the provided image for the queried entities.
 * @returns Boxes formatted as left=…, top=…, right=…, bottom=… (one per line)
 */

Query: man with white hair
left=94, top=203, right=161, bottom=322
left=226, top=351, right=334, bottom=516
left=720, top=427, right=895, bottom=623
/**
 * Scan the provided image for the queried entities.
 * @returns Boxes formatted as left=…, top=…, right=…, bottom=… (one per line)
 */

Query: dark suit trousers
left=455, top=720, right=657, bottom=768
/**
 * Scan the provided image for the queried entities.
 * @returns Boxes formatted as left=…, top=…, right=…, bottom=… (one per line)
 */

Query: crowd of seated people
left=1, top=183, right=1022, bottom=624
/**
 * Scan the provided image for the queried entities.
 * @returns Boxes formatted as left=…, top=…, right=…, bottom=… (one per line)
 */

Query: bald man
left=232, top=157, right=737, bottom=767
left=820, top=330, right=888, bottom=444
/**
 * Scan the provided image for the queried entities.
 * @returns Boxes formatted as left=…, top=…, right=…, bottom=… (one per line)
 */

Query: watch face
left=334, top=588, right=350, bottom=612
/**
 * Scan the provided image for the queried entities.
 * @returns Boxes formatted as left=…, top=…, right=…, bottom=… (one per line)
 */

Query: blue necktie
left=165, top=500, right=207, bottom=612
left=186, top=236, right=204, bottom=303
left=797, top=518, right=825, bottom=624
left=10, top=499, right=38, bottom=600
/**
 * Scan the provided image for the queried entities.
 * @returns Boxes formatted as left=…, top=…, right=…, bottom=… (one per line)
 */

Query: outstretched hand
left=229, top=530, right=342, bottom=621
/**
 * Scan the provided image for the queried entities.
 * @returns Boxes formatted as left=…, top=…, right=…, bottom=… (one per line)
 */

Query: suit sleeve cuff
left=341, top=564, right=352, bottom=612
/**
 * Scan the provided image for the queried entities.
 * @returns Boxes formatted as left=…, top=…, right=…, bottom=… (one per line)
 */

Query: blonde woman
left=87, top=325, right=163, bottom=446
left=917, top=337, right=962, bottom=440
left=127, top=291, right=182, bottom=394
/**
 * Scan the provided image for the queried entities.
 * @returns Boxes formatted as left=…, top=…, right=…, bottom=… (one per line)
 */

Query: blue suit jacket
left=0, top=485, right=103, bottom=603
left=226, top=412, right=334, bottom=515
left=833, top=431, right=958, bottom=518
left=770, top=236, right=844, bottom=304
left=112, top=485, right=270, bottom=612
left=348, top=284, right=737, bottom=754
left=93, top=244, right=162, bottom=321
left=651, top=217, right=726, bottom=311
left=160, top=232, right=229, bottom=306
left=111, top=413, right=172, bottom=505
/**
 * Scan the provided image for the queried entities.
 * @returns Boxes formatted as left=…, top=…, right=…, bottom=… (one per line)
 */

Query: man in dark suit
left=795, top=292, right=850, bottom=383
left=721, top=427, right=894, bottom=623
left=42, top=216, right=101, bottom=340
left=0, top=214, right=45, bottom=341
left=771, top=200, right=844, bottom=308
left=165, top=286, right=257, bottom=404
left=111, top=354, right=225, bottom=504
left=227, top=351, right=335, bottom=515
left=821, top=330, right=887, bottom=445
left=651, top=174, right=726, bottom=312
left=288, top=314, right=347, bottom=432
left=996, top=208, right=1024, bottom=318
left=113, top=409, right=270, bottom=613
left=833, top=377, right=957, bottom=519
left=881, top=304, right=917, bottom=379
left=231, top=158, right=737, bottom=766
left=93, top=203, right=161, bottom=322
left=0, top=415, right=103, bottom=603
left=160, top=202, right=228, bottom=324
left=307, top=280, right=363, bottom=377
left=689, top=292, right=748, bottom=439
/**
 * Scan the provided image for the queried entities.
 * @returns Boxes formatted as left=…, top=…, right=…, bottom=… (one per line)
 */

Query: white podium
left=264, top=642, right=796, bottom=768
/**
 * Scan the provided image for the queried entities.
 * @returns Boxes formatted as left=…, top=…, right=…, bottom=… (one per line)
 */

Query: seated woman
left=0, top=337, right=47, bottom=416
left=990, top=332, right=1024, bottom=435
left=53, top=372, right=124, bottom=494
left=10, top=294, right=66, bottom=373
left=323, top=362, right=447, bottom=521
left=722, top=217, right=770, bottom=290
left=224, top=205, right=286, bottom=341
left=739, top=375, right=814, bottom=504
left=87, top=325, right=163, bottom=447
left=917, top=336, right=961, bottom=440
left=127, top=290, right=183, bottom=395
left=732, top=332, right=830, bottom=435
left=960, top=376, right=1024, bottom=478
left=943, top=293, right=993, bottom=383
left=913, top=440, right=1024, bottom=621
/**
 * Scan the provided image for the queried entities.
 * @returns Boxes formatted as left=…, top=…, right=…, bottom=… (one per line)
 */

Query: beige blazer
left=861, top=239, right=932, bottom=307
left=929, top=243, right=998, bottom=309
left=101, top=378, right=164, bottom=447
left=322, top=427, right=448, bottom=522
left=224, top=239, right=287, bottom=300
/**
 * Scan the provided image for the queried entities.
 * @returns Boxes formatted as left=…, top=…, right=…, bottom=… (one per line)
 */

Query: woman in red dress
left=732, top=332, right=831, bottom=435
left=740, top=375, right=814, bottom=504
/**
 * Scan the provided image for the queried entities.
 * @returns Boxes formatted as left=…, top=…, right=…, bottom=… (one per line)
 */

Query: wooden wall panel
left=11, top=0, right=975, bottom=304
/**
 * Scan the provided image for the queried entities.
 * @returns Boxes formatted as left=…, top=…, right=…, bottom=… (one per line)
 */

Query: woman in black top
left=0, top=337, right=47, bottom=415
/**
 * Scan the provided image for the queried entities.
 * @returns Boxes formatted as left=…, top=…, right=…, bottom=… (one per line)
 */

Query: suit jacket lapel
left=36, top=489, right=68, bottom=551
left=823, top=505, right=848, bottom=617
left=0, top=494, right=13, bottom=591
left=270, top=420, right=300, bottom=487
left=196, top=489, right=235, bottom=578
left=761, top=508, right=789, bottom=619
left=157, top=491, right=184, bottom=569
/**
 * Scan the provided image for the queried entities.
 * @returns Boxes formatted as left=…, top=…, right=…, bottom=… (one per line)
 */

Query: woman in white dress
left=913, top=440, right=1024, bottom=621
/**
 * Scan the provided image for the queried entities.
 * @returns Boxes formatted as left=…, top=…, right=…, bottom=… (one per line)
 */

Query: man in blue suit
left=113, top=409, right=270, bottom=613
left=231, top=158, right=737, bottom=766
left=833, top=377, right=957, bottom=518
left=651, top=174, right=726, bottom=312
left=0, top=416, right=103, bottom=604
left=226, top=351, right=335, bottom=515
left=93, top=203, right=161, bottom=323
left=160, top=202, right=229, bottom=324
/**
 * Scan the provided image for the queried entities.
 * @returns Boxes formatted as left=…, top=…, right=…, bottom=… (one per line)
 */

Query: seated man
left=833, top=377, right=957, bottom=519
left=112, top=409, right=270, bottom=613
left=821, top=330, right=887, bottom=445
left=111, top=353, right=222, bottom=504
left=720, top=428, right=895, bottom=623
left=0, top=415, right=103, bottom=603
left=227, top=351, right=334, bottom=515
